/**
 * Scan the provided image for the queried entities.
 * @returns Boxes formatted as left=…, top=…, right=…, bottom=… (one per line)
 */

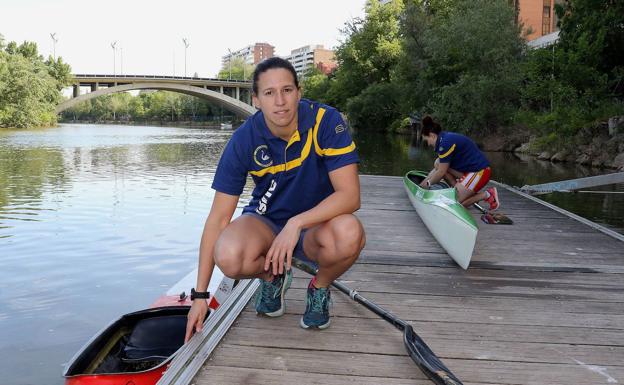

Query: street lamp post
left=111, top=41, right=117, bottom=77
left=50, top=33, right=58, bottom=60
left=182, top=38, right=189, bottom=77
left=227, top=48, right=232, bottom=80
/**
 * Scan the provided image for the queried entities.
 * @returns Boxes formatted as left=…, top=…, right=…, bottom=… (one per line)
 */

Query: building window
left=542, top=6, right=551, bottom=35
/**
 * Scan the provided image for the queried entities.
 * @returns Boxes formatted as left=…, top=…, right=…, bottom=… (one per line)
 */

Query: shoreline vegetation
left=57, top=119, right=229, bottom=128
left=0, top=34, right=71, bottom=129
left=2, top=0, right=623, bottom=169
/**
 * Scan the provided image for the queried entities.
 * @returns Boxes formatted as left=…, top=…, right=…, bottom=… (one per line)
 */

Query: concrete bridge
left=57, top=74, right=256, bottom=118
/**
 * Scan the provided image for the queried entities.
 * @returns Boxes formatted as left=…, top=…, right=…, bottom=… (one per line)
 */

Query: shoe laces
left=308, top=287, right=330, bottom=313
left=260, top=276, right=283, bottom=301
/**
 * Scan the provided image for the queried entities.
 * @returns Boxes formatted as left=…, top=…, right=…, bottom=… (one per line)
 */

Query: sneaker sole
left=299, top=316, right=331, bottom=330
left=257, top=271, right=292, bottom=318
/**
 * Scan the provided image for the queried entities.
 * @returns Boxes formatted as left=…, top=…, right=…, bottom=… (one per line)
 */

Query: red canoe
left=63, top=269, right=234, bottom=385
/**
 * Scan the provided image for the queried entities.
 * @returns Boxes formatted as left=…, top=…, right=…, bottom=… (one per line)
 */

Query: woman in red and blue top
left=419, top=116, right=500, bottom=211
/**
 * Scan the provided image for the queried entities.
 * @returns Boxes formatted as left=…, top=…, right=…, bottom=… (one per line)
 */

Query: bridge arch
left=56, top=82, right=256, bottom=118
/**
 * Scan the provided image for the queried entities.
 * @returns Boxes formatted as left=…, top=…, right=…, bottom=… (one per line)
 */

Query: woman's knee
left=330, top=215, right=365, bottom=258
left=214, top=239, right=244, bottom=278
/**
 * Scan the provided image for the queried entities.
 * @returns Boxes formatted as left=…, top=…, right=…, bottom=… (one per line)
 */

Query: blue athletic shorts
left=241, top=212, right=318, bottom=269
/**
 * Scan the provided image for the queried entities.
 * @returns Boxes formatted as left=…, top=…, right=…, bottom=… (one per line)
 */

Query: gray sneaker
left=255, top=269, right=292, bottom=317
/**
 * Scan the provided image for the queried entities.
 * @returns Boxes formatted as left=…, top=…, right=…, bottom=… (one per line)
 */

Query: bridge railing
left=72, top=74, right=251, bottom=83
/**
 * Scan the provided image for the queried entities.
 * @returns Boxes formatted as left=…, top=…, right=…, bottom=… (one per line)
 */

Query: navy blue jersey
left=212, top=99, right=359, bottom=226
left=435, top=131, right=489, bottom=172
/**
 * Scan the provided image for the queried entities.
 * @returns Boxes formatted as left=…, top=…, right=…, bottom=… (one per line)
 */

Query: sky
left=0, top=0, right=367, bottom=77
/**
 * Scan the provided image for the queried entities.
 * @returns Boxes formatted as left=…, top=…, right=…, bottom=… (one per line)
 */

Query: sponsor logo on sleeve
left=335, top=124, right=345, bottom=134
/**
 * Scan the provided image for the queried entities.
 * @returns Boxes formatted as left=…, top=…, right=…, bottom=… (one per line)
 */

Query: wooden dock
left=190, top=175, right=624, bottom=385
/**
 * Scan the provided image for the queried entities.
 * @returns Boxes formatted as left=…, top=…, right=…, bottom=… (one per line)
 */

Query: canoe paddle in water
left=474, top=202, right=513, bottom=225
left=292, top=258, right=464, bottom=385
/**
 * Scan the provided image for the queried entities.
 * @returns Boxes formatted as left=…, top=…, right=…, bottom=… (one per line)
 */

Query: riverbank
left=478, top=117, right=624, bottom=171
left=58, top=119, right=233, bottom=128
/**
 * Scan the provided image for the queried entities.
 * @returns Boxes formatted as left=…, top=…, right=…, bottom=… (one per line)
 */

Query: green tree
left=0, top=50, right=59, bottom=128
left=556, top=0, right=624, bottom=97
left=0, top=37, right=72, bottom=128
left=402, top=0, right=524, bottom=134
left=45, top=56, right=72, bottom=90
left=346, top=82, right=401, bottom=130
left=330, top=0, right=405, bottom=112
left=301, top=67, right=332, bottom=103
left=217, top=57, right=254, bottom=80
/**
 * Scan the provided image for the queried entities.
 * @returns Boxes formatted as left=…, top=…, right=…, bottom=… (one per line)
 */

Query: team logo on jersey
left=335, top=124, right=345, bottom=134
left=253, top=145, right=273, bottom=167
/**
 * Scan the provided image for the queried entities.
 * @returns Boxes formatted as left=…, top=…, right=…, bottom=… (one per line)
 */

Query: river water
left=0, top=124, right=622, bottom=384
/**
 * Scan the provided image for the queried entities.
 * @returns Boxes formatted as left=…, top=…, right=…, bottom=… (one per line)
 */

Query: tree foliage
left=217, top=57, right=254, bottom=80
left=60, top=91, right=228, bottom=123
left=303, top=0, right=622, bottom=143
left=556, top=0, right=624, bottom=97
left=0, top=35, right=72, bottom=128
left=403, top=0, right=524, bottom=134
left=517, top=0, right=624, bottom=142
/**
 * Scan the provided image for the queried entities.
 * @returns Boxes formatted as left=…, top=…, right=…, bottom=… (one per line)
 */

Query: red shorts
left=459, top=167, right=491, bottom=192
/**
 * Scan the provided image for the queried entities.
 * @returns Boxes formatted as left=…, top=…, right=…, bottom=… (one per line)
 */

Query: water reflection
left=0, top=146, right=70, bottom=235
left=0, top=124, right=245, bottom=385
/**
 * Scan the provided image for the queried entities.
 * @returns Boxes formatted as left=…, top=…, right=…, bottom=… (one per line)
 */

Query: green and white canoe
left=403, top=170, right=478, bottom=269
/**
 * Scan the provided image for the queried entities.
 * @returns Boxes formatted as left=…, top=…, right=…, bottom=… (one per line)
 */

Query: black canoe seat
left=122, top=314, right=187, bottom=362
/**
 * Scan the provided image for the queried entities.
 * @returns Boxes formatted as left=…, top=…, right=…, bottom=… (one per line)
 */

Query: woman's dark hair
left=252, top=57, right=299, bottom=95
left=421, top=115, right=442, bottom=136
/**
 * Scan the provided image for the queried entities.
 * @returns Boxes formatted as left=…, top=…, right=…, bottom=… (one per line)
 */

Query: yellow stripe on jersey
left=313, top=108, right=357, bottom=157
left=321, top=141, right=356, bottom=156
left=250, top=106, right=356, bottom=178
left=285, top=129, right=300, bottom=150
left=312, top=108, right=327, bottom=156
left=249, top=127, right=314, bottom=177
left=438, top=143, right=456, bottom=159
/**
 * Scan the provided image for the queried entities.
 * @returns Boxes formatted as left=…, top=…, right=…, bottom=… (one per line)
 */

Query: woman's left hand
left=264, top=219, right=301, bottom=276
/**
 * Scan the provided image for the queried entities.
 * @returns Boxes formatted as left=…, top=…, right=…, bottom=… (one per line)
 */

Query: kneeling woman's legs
left=302, top=214, right=366, bottom=288
left=213, top=215, right=275, bottom=280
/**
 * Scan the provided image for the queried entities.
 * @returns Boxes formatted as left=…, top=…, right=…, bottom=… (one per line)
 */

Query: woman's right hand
left=185, top=299, right=209, bottom=343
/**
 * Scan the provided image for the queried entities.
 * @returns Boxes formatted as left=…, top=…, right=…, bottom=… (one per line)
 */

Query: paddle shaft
left=473, top=202, right=487, bottom=214
left=292, top=259, right=463, bottom=385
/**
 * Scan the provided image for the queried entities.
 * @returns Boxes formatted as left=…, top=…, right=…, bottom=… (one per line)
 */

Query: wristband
left=190, top=288, right=210, bottom=300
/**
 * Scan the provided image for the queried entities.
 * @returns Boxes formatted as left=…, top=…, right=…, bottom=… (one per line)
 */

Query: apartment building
left=284, top=44, right=337, bottom=78
left=514, top=0, right=564, bottom=41
left=222, top=43, right=275, bottom=67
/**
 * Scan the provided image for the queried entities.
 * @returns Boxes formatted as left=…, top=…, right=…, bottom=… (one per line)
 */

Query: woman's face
left=422, top=133, right=437, bottom=147
left=252, top=68, right=301, bottom=133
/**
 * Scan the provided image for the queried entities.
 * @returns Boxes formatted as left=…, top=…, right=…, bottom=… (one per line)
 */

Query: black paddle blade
left=404, top=325, right=463, bottom=385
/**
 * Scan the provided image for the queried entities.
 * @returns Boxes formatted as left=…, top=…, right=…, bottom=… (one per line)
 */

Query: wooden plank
left=202, top=344, right=624, bottom=385
left=222, top=324, right=624, bottom=366
left=191, top=175, right=624, bottom=385
left=233, top=312, right=624, bottom=347
left=195, top=366, right=436, bottom=385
